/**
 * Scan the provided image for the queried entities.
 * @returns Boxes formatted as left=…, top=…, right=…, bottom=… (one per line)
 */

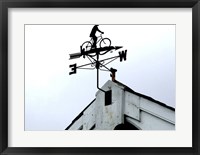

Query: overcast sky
left=25, top=25, right=175, bottom=131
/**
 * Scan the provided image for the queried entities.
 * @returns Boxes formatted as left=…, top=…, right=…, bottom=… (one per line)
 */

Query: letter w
left=119, top=50, right=127, bottom=62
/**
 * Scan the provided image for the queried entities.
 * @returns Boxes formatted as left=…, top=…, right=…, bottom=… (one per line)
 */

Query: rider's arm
left=97, top=27, right=104, bottom=34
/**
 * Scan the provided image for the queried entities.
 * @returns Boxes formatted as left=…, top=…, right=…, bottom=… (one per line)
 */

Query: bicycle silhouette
left=81, top=34, right=111, bottom=56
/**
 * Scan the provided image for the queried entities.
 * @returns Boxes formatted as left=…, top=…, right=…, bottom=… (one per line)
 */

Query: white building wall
left=95, top=81, right=124, bottom=130
left=126, top=112, right=175, bottom=130
left=66, top=80, right=175, bottom=130
left=83, top=102, right=95, bottom=130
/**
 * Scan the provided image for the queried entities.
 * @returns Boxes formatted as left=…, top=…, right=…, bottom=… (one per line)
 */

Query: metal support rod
left=87, top=55, right=94, bottom=64
left=99, top=63, right=111, bottom=72
left=103, top=56, right=119, bottom=66
left=89, top=55, right=111, bottom=72
left=96, top=51, right=106, bottom=93
left=77, top=67, right=95, bottom=70
left=100, top=68, right=110, bottom=72
left=99, top=55, right=119, bottom=62
left=76, top=61, right=95, bottom=69
left=97, top=68, right=106, bottom=93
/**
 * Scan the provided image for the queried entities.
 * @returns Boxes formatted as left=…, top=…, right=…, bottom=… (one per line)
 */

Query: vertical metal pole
left=96, top=51, right=99, bottom=90
left=96, top=53, right=111, bottom=106
left=97, top=67, right=100, bottom=90
left=96, top=51, right=106, bottom=93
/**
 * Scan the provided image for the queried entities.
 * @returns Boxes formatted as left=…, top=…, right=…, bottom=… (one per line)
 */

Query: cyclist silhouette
left=90, top=25, right=104, bottom=48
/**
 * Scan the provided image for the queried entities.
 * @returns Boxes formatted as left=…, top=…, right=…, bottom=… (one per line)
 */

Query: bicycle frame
left=90, top=34, right=103, bottom=45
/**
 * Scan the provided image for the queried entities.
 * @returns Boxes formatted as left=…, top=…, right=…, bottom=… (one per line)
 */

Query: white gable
left=66, top=80, right=175, bottom=130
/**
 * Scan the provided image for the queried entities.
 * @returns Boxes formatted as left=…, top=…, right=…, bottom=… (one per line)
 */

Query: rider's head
left=95, top=25, right=99, bottom=27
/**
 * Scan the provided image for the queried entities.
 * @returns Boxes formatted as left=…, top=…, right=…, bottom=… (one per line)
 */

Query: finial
left=110, top=68, right=117, bottom=81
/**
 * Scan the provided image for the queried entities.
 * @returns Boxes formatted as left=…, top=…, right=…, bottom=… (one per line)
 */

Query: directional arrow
left=69, top=46, right=123, bottom=60
left=85, top=46, right=123, bottom=55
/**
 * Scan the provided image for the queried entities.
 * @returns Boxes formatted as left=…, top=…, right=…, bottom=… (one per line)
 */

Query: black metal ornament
left=69, top=25, right=127, bottom=104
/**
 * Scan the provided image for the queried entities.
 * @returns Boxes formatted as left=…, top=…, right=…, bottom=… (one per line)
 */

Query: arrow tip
left=69, top=52, right=82, bottom=59
left=115, top=46, right=123, bottom=50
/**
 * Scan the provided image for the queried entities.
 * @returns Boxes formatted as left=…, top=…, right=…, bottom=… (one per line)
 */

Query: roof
left=114, top=80, right=175, bottom=111
left=65, top=99, right=95, bottom=130
left=65, top=80, right=175, bottom=130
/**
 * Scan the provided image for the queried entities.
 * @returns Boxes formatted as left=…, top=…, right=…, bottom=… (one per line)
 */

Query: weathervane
left=69, top=25, right=127, bottom=104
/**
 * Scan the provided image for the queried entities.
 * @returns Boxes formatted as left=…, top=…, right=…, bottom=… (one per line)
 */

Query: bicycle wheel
left=100, top=38, right=111, bottom=48
left=81, top=41, right=92, bottom=52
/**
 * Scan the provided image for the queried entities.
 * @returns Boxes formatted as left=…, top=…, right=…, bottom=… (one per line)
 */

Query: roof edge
left=65, top=99, right=96, bottom=130
left=113, top=80, right=175, bottom=111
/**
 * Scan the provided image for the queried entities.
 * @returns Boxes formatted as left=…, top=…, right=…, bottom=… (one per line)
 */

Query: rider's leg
left=92, top=36, right=97, bottom=48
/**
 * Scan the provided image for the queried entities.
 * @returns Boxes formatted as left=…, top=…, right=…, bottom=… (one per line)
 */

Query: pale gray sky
left=25, top=25, right=175, bottom=130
